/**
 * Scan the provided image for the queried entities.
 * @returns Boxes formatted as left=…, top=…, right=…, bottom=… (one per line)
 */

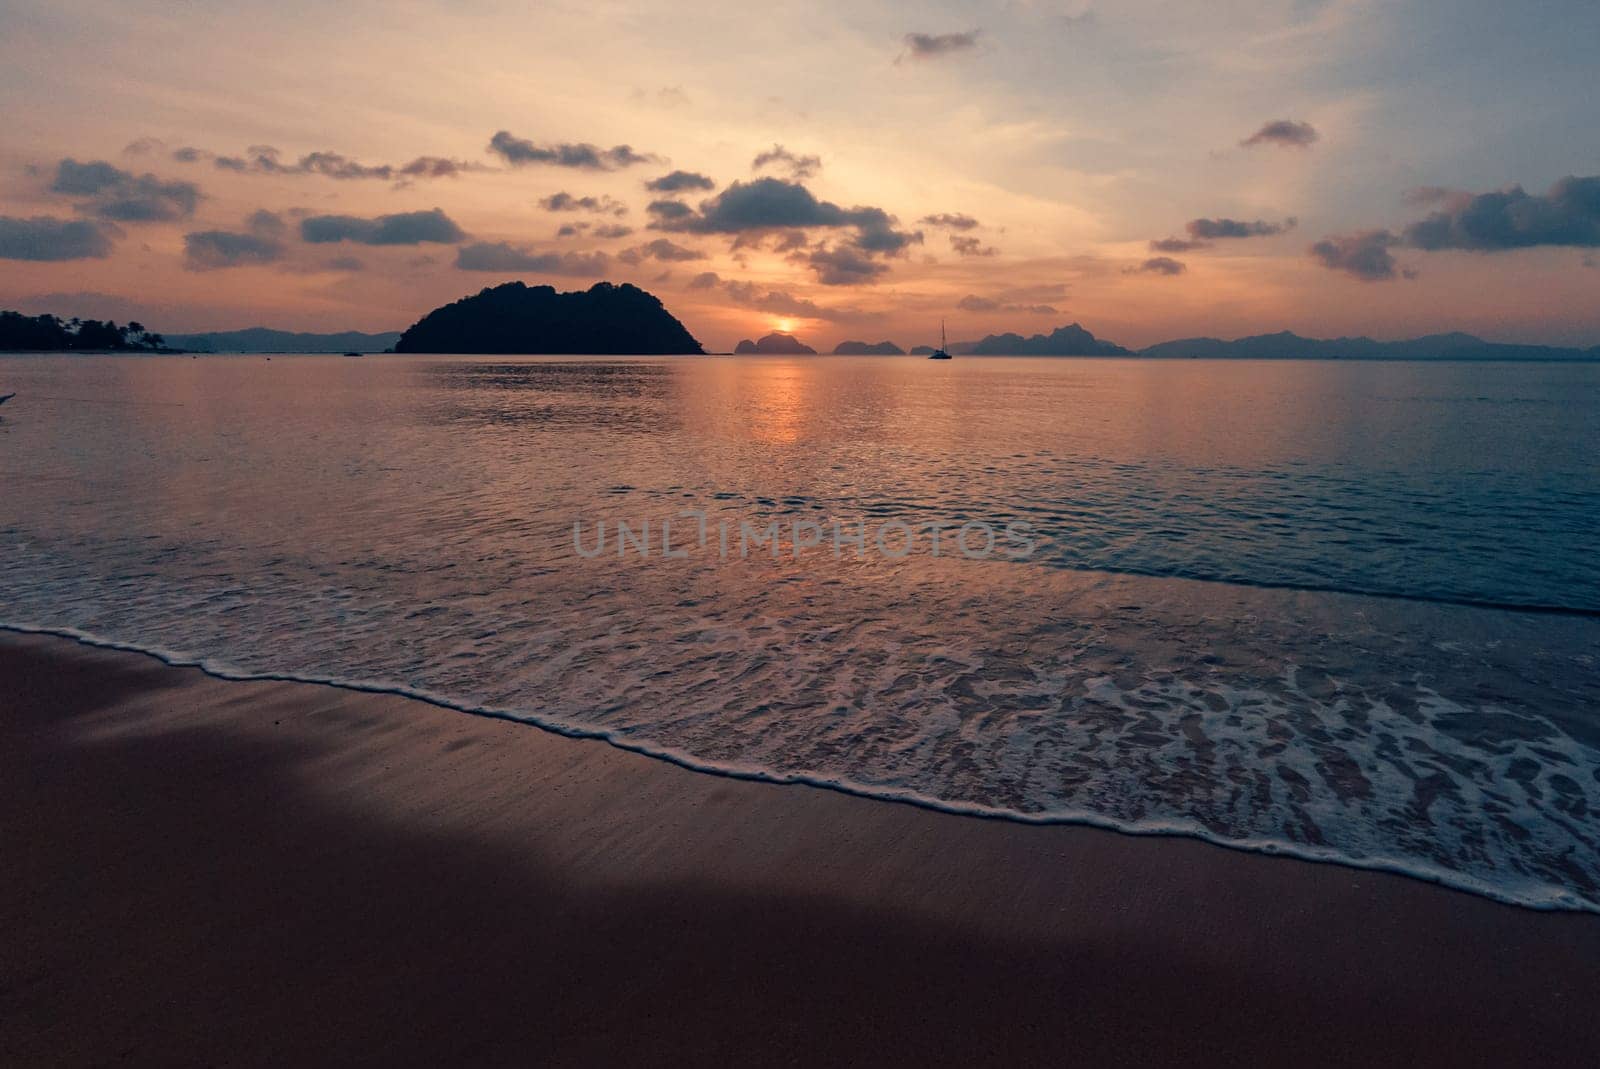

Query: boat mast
left=941, top=319, right=946, bottom=351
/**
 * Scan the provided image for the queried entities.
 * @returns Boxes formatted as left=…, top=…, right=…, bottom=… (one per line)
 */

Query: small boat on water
left=929, top=320, right=952, bottom=360
left=342, top=351, right=364, bottom=358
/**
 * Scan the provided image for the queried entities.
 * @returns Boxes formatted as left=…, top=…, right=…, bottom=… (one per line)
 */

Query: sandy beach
left=3, top=629, right=1598, bottom=1066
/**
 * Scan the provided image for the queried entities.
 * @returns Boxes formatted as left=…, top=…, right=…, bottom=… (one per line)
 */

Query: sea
left=2, top=353, right=1597, bottom=910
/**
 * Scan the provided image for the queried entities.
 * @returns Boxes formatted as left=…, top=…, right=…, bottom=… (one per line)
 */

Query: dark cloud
left=956, top=294, right=1057, bottom=314
left=0, top=215, right=116, bottom=260
left=49, top=159, right=128, bottom=196
left=654, top=177, right=918, bottom=260
left=399, top=156, right=479, bottom=179
left=806, top=245, right=890, bottom=285
left=901, top=31, right=980, bottom=61
left=1241, top=120, right=1319, bottom=148
left=1150, top=237, right=1208, bottom=253
left=50, top=158, right=200, bottom=222
left=1124, top=256, right=1186, bottom=276
left=688, top=271, right=721, bottom=289
left=488, top=130, right=656, bottom=170
left=172, top=146, right=206, bottom=163
left=1187, top=216, right=1296, bottom=239
left=245, top=209, right=286, bottom=237
left=1308, top=229, right=1401, bottom=280
left=208, top=145, right=482, bottom=180
left=618, top=238, right=705, bottom=264
left=950, top=235, right=997, bottom=257
left=1400, top=175, right=1600, bottom=251
left=122, top=137, right=164, bottom=156
left=539, top=192, right=627, bottom=216
left=751, top=144, right=820, bottom=180
left=183, top=229, right=285, bottom=270
left=1149, top=216, right=1295, bottom=252
left=645, top=170, right=716, bottom=192
left=647, top=199, right=694, bottom=223
left=592, top=223, right=634, bottom=239
left=455, top=242, right=610, bottom=274
left=919, top=212, right=980, bottom=230
left=301, top=208, right=465, bottom=245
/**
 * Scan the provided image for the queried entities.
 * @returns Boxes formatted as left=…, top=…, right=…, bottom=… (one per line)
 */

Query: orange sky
left=2, top=0, right=1598, bottom=351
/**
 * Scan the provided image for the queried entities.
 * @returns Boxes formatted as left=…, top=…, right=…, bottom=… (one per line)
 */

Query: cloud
left=122, top=137, right=164, bottom=156
left=1124, top=256, right=1186, bottom=276
left=751, top=144, right=820, bottom=180
left=956, top=294, right=1057, bottom=314
left=688, top=272, right=872, bottom=322
left=900, top=30, right=981, bottom=61
left=0, top=215, right=116, bottom=260
left=618, top=238, right=705, bottom=264
left=207, top=145, right=481, bottom=180
left=488, top=130, right=656, bottom=170
left=724, top=280, right=868, bottom=321
left=950, top=235, right=997, bottom=257
left=1309, top=229, right=1401, bottom=280
left=806, top=244, right=890, bottom=285
left=539, top=192, right=628, bottom=215
left=645, top=170, right=715, bottom=192
left=455, top=242, right=611, bottom=274
left=398, top=156, right=482, bottom=179
left=1149, top=216, right=1296, bottom=252
left=653, top=177, right=919, bottom=263
left=592, top=224, right=634, bottom=239
left=183, top=229, right=285, bottom=270
left=1187, top=216, right=1296, bottom=239
left=245, top=209, right=286, bottom=237
left=1149, top=237, right=1208, bottom=253
left=647, top=199, right=695, bottom=224
left=1400, top=175, right=1600, bottom=251
left=919, top=212, right=979, bottom=231
left=1241, top=120, right=1319, bottom=148
left=301, top=208, right=465, bottom=245
left=49, top=158, right=200, bottom=222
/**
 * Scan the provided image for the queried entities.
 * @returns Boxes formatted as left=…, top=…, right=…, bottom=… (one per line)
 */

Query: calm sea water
left=3, top=354, right=1598, bottom=909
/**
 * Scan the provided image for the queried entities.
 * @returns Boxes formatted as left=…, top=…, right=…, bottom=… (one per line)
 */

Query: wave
left=7, top=618, right=1596, bottom=915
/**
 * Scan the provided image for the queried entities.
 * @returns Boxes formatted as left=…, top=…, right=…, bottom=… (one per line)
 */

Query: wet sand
left=3, top=630, right=1598, bottom=1066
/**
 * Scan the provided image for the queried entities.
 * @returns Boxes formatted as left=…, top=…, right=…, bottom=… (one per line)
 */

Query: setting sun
left=772, top=318, right=796, bottom=335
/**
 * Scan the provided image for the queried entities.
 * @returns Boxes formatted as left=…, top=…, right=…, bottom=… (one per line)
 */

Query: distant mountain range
left=1137, top=330, right=1600, bottom=361
left=162, top=327, right=403, bottom=353
left=966, top=324, right=1133, bottom=356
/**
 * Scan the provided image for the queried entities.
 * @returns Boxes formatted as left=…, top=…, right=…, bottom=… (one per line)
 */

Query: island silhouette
left=733, top=332, right=816, bottom=354
left=394, top=281, right=703, bottom=354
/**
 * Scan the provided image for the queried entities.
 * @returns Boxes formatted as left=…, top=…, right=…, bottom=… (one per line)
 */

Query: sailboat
left=928, top=319, right=952, bottom=360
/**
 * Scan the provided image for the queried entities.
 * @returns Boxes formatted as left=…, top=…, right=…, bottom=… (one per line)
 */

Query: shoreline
left=5, top=630, right=1600, bottom=1065
left=6, top=622, right=1590, bottom=914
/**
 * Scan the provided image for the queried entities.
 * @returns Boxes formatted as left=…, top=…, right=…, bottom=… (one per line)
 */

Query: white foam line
left=4, top=619, right=1595, bottom=915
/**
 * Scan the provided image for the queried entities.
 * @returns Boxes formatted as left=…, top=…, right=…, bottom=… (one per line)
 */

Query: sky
left=1, top=0, right=1598, bottom=351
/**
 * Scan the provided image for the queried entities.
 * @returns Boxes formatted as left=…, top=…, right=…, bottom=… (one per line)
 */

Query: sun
left=772, top=318, right=795, bottom=334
